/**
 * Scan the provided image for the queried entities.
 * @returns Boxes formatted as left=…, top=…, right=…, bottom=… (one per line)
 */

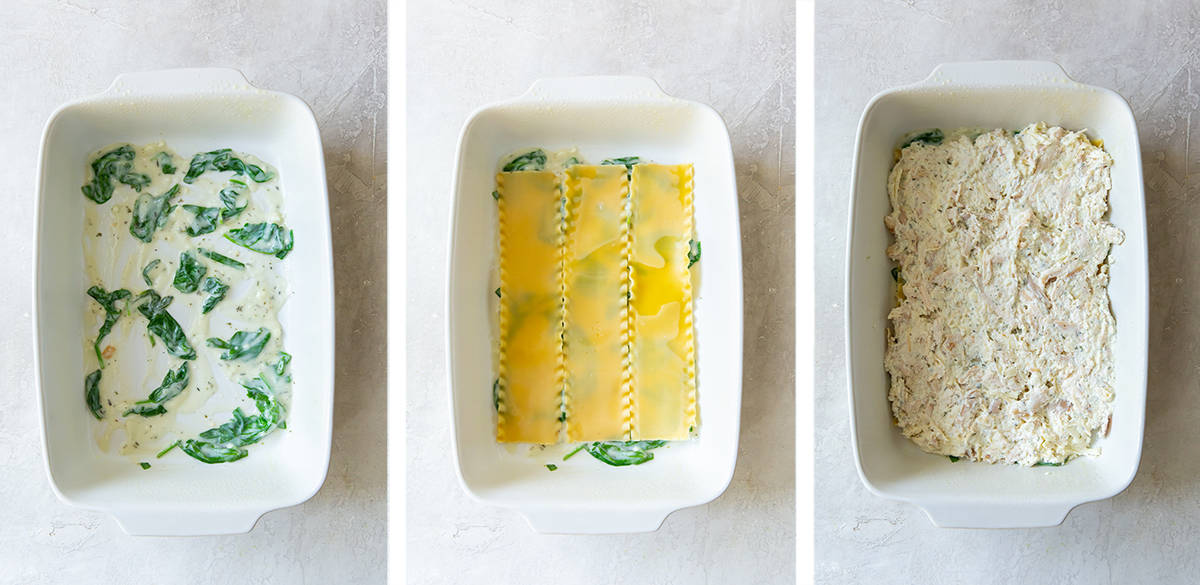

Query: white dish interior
left=447, top=77, right=743, bottom=533
left=35, top=69, right=335, bottom=535
left=846, top=61, right=1148, bottom=528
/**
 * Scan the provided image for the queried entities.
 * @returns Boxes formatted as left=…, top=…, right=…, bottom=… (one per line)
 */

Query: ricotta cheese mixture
left=884, top=123, right=1124, bottom=466
left=82, top=142, right=293, bottom=465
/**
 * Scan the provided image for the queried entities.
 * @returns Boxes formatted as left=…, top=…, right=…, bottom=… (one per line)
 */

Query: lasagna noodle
left=496, top=171, right=564, bottom=443
left=563, top=165, right=632, bottom=441
left=628, top=164, right=697, bottom=440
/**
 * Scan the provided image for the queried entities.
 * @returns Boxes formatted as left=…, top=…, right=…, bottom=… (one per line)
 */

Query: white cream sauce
left=82, top=142, right=291, bottom=458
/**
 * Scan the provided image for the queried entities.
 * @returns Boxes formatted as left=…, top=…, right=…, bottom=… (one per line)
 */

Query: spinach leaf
left=687, top=239, right=701, bottom=268
left=207, top=327, right=271, bottom=361
left=225, top=222, right=293, bottom=259
left=147, top=362, right=189, bottom=404
left=494, top=288, right=500, bottom=298
left=81, top=145, right=150, bottom=203
left=492, top=378, right=500, bottom=411
left=176, top=373, right=285, bottom=464
left=182, top=204, right=221, bottom=236
left=273, top=352, right=292, bottom=377
left=153, top=151, right=176, bottom=175
left=585, top=440, right=667, bottom=466
left=218, top=188, right=247, bottom=222
left=197, top=247, right=246, bottom=269
left=142, top=259, right=161, bottom=287
left=130, top=184, right=179, bottom=243
left=502, top=149, right=546, bottom=172
left=1034, top=461, right=1065, bottom=467
left=564, top=156, right=581, bottom=167
left=136, top=290, right=196, bottom=360
left=891, top=266, right=901, bottom=281
left=172, top=251, right=207, bottom=293
left=86, top=285, right=131, bottom=367
left=491, top=190, right=500, bottom=200
left=902, top=129, right=944, bottom=148
left=139, top=462, right=152, bottom=470
left=545, top=464, right=558, bottom=471
left=123, top=403, right=167, bottom=417
left=601, top=156, right=641, bottom=173
left=156, top=441, right=179, bottom=458
left=200, top=277, right=228, bottom=314
left=84, top=369, right=104, bottom=420
left=183, top=149, right=272, bottom=184
left=562, top=444, right=586, bottom=461
left=948, top=455, right=961, bottom=462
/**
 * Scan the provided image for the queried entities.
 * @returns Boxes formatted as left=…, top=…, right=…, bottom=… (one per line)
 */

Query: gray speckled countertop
left=407, top=1, right=794, bottom=583
left=0, top=1, right=385, bottom=582
left=817, top=1, right=1200, bottom=583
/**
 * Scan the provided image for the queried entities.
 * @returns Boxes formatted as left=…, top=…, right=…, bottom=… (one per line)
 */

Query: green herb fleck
left=84, top=369, right=103, bottom=420
left=183, top=149, right=272, bottom=184
left=492, top=379, right=500, bottom=411
left=82, top=145, right=150, bottom=203
left=156, top=441, right=180, bottom=458
left=130, top=184, right=179, bottom=243
left=225, top=222, right=294, bottom=259
left=207, top=327, right=271, bottom=361
left=545, top=464, right=558, bottom=471
left=948, top=455, right=960, bottom=462
left=494, top=288, right=501, bottom=298
left=491, top=190, right=500, bottom=200
left=1034, top=461, right=1064, bottom=467
left=139, top=462, right=152, bottom=470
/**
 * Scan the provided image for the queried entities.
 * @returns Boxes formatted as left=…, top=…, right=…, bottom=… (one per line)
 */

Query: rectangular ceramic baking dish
left=34, top=68, right=335, bottom=535
left=845, top=61, right=1148, bottom=528
left=447, top=76, right=742, bottom=533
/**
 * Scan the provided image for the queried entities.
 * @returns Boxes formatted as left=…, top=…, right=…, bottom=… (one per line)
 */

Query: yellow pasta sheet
left=563, top=165, right=631, bottom=441
left=628, top=164, right=697, bottom=440
left=496, top=171, right=563, bottom=443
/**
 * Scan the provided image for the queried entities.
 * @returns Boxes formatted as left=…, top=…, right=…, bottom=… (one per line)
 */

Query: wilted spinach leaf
left=172, top=251, right=207, bottom=293
left=585, top=440, right=667, bottom=466
left=136, top=290, right=196, bottom=359
left=197, top=247, right=246, bottom=269
left=225, top=222, right=293, bottom=259
left=200, top=276, right=228, bottom=314
left=84, top=369, right=103, bottom=420
left=207, top=327, right=271, bottom=361
left=183, top=149, right=272, bottom=184
left=902, top=129, right=944, bottom=148
left=81, top=145, right=150, bottom=203
left=218, top=188, right=247, bottom=222
left=182, top=204, right=221, bottom=236
left=153, top=151, right=176, bottom=175
left=87, top=285, right=131, bottom=367
left=502, top=149, right=546, bottom=172
left=124, top=362, right=189, bottom=417
left=176, top=373, right=285, bottom=464
left=130, top=184, right=179, bottom=243
left=142, top=259, right=161, bottom=287
left=273, top=351, right=292, bottom=377
left=687, top=239, right=701, bottom=268
left=601, top=156, right=642, bottom=173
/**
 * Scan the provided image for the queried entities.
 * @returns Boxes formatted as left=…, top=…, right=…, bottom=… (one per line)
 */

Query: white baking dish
left=845, top=61, right=1148, bottom=528
left=447, top=77, right=742, bottom=533
left=34, top=68, right=335, bottom=535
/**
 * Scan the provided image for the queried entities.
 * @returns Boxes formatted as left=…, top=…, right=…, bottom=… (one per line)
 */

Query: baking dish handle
left=519, top=76, right=671, bottom=102
left=102, top=68, right=255, bottom=96
left=918, top=501, right=1076, bottom=528
left=109, top=507, right=266, bottom=536
left=520, top=507, right=673, bottom=534
left=919, top=60, right=1074, bottom=88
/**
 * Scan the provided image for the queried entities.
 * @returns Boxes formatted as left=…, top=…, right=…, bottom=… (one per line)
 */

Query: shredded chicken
left=884, top=123, right=1124, bottom=465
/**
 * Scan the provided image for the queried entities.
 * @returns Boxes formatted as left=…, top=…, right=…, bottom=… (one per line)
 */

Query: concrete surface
left=817, top=1, right=1200, bottom=583
left=0, top=1, right=385, bottom=582
left=407, top=1, right=795, bottom=583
